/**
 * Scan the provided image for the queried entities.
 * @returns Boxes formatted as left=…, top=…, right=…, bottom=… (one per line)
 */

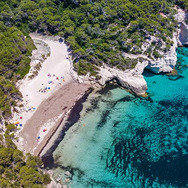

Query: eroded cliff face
left=147, top=8, right=188, bottom=74
left=174, top=8, right=188, bottom=46
left=74, top=62, right=148, bottom=95
left=146, top=33, right=178, bottom=73
left=72, top=8, right=187, bottom=95
left=98, top=63, right=148, bottom=95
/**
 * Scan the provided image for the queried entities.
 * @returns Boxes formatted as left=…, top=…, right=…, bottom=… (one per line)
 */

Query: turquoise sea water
left=51, top=48, right=188, bottom=188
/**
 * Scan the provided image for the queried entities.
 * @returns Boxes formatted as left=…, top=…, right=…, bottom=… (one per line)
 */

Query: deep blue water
left=52, top=47, right=188, bottom=188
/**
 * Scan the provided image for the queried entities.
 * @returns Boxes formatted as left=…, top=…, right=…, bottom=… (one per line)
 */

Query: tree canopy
left=0, top=124, right=51, bottom=187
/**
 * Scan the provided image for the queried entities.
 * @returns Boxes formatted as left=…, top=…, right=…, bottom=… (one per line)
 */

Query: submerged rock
left=64, top=171, right=72, bottom=178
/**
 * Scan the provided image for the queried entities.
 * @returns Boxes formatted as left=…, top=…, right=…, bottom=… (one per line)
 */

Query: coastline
left=8, top=33, right=94, bottom=188
left=40, top=85, right=93, bottom=164
left=17, top=82, right=91, bottom=155
left=36, top=85, right=93, bottom=157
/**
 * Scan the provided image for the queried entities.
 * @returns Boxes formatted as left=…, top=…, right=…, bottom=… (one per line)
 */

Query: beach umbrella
left=15, top=121, right=19, bottom=124
left=38, top=136, right=40, bottom=139
left=19, top=124, right=22, bottom=127
left=20, top=117, right=23, bottom=119
left=43, top=129, right=46, bottom=132
left=48, top=87, right=50, bottom=90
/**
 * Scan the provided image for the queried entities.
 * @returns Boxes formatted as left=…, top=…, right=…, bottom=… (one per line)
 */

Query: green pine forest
left=0, top=1, right=188, bottom=185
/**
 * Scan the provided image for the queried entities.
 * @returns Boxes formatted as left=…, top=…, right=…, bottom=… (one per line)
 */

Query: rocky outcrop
left=98, top=65, right=147, bottom=95
left=70, top=8, right=188, bottom=95
left=73, top=62, right=148, bottom=95
left=146, top=33, right=178, bottom=73
left=174, top=8, right=188, bottom=46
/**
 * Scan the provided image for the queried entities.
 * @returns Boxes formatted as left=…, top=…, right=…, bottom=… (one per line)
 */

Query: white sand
left=11, top=33, right=73, bottom=128
left=18, top=82, right=91, bottom=155
left=33, top=114, right=62, bottom=150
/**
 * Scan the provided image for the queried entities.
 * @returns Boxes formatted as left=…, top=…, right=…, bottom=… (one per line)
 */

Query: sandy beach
left=12, top=34, right=73, bottom=126
left=10, top=33, right=91, bottom=155
left=18, top=82, right=91, bottom=155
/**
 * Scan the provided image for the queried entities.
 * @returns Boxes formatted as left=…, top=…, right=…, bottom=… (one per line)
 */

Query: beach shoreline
left=9, top=33, right=94, bottom=187
left=17, top=82, right=92, bottom=155
left=40, top=86, right=93, bottom=161
left=35, top=85, right=93, bottom=157
left=10, top=33, right=76, bottom=151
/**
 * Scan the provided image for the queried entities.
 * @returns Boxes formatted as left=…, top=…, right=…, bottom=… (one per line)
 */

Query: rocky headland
left=70, top=8, right=188, bottom=96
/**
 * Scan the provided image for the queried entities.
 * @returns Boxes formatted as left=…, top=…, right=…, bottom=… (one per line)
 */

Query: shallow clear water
left=52, top=48, right=188, bottom=188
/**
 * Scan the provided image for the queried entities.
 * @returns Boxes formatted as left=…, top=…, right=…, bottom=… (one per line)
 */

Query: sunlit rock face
left=73, top=8, right=188, bottom=95
left=174, top=8, right=188, bottom=46
left=146, top=34, right=178, bottom=74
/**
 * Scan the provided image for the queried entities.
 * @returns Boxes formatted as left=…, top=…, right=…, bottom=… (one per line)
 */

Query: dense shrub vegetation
left=0, top=0, right=187, bottom=117
left=0, top=124, right=51, bottom=187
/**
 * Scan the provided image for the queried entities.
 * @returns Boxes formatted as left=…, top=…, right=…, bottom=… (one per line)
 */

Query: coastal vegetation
left=0, top=0, right=188, bottom=117
left=0, top=20, right=35, bottom=116
left=0, top=124, right=51, bottom=187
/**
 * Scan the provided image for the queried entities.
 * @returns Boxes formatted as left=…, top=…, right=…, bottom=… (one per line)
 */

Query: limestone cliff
left=71, top=8, right=187, bottom=95
left=174, top=8, right=188, bottom=46
left=72, top=62, right=148, bottom=95
left=98, top=64, right=147, bottom=95
left=146, top=33, right=178, bottom=73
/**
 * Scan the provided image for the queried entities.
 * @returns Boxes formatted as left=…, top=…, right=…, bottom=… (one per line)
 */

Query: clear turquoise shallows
left=52, top=47, right=188, bottom=188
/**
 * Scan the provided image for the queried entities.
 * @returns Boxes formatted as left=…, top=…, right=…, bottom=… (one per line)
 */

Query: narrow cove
left=44, top=47, right=188, bottom=188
